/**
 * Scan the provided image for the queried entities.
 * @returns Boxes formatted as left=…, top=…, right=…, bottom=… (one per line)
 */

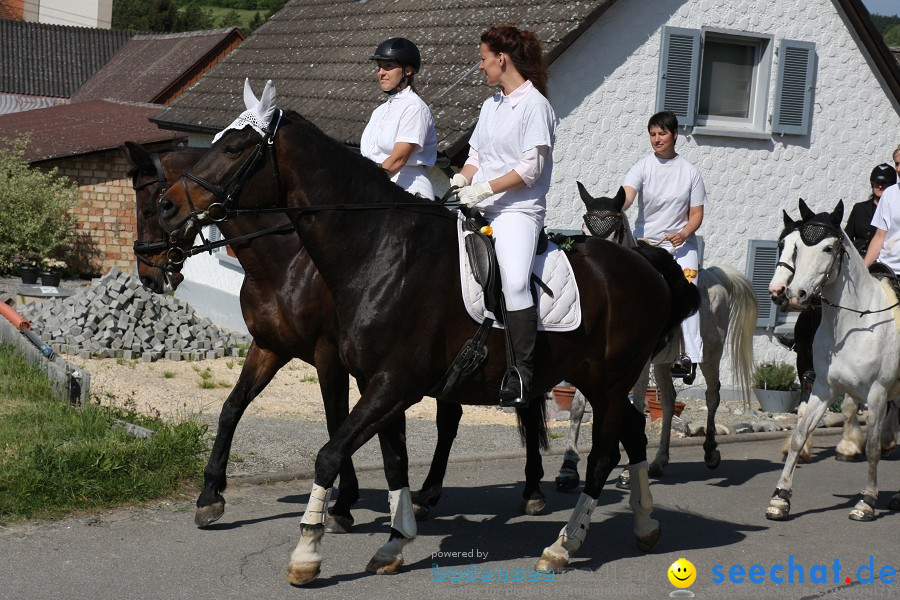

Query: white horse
left=766, top=199, right=900, bottom=521
left=555, top=184, right=756, bottom=491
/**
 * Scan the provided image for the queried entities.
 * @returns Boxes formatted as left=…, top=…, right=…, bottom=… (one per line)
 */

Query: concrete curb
left=231, top=426, right=849, bottom=487
left=0, top=307, right=90, bottom=404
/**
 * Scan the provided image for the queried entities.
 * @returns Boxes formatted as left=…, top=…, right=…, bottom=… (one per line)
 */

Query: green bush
left=0, top=136, right=79, bottom=275
left=752, top=361, right=799, bottom=391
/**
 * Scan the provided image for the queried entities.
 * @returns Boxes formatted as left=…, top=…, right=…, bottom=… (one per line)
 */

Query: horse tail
left=516, top=392, right=549, bottom=451
left=632, top=243, right=701, bottom=345
left=706, top=265, right=757, bottom=410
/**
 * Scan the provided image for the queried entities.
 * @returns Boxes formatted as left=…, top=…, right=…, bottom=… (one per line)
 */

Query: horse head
left=158, top=79, right=284, bottom=242
left=577, top=182, right=631, bottom=244
left=783, top=200, right=845, bottom=308
left=121, top=141, right=204, bottom=293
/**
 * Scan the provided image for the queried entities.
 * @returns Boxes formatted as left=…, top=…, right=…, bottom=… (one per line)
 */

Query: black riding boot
left=499, top=307, right=537, bottom=408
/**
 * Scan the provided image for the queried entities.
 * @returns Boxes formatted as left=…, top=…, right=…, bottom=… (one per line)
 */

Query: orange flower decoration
left=683, top=268, right=698, bottom=283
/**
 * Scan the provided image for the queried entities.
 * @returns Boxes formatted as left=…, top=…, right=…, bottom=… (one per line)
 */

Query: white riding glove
left=450, top=173, right=469, bottom=189
left=458, top=181, right=493, bottom=208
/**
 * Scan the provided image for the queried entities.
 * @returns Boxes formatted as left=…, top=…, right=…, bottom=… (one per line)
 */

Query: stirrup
left=499, top=367, right=528, bottom=408
left=670, top=355, right=692, bottom=378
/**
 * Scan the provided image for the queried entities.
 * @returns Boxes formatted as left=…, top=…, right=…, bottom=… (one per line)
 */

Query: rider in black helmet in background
left=845, top=163, right=897, bottom=256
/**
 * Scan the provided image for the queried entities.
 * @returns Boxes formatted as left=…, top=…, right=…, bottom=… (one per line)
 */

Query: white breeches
left=393, top=165, right=434, bottom=200
left=487, top=210, right=542, bottom=311
left=673, top=244, right=702, bottom=363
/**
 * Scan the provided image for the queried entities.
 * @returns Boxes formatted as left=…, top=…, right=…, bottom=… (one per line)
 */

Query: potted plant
left=752, top=361, right=801, bottom=413
left=39, top=258, right=66, bottom=286
left=11, top=252, right=43, bottom=284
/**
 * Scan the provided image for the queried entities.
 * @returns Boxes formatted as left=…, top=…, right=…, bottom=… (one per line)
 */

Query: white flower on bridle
left=213, top=78, right=278, bottom=144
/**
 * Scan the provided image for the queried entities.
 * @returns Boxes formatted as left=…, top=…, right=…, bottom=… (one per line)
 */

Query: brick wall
left=42, top=149, right=138, bottom=275
left=0, top=0, right=25, bottom=20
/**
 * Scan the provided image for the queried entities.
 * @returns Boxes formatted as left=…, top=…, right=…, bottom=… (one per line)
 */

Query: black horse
left=123, top=141, right=543, bottom=532
left=157, top=86, right=698, bottom=583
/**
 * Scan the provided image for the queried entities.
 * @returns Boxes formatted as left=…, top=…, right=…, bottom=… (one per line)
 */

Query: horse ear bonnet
left=798, top=212, right=841, bottom=246
left=213, top=79, right=278, bottom=144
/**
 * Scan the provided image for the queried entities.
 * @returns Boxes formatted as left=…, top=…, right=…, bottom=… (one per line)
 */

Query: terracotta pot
left=552, top=385, right=577, bottom=411
left=645, top=391, right=685, bottom=422
left=19, top=266, right=39, bottom=284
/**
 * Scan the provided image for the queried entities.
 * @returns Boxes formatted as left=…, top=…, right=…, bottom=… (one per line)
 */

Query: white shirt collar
left=498, top=79, right=533, bottom=108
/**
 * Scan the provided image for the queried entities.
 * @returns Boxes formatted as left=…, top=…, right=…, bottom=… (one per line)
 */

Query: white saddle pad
left=457, top=220, right=581, bottom=331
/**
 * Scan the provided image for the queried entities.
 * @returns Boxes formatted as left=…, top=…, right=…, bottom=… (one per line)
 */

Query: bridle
left=131, top=151, right=182, bottom=282
left=167, top=110, right=285, bottom=241
left=793, top=220, right=899, bottom=316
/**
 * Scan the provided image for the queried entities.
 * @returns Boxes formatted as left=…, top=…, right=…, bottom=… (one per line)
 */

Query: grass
left=163, top=371, right=176, bottom=379
left=0, top=343, right=208, bottom=523
left=197, top=5, right=258, bottom=29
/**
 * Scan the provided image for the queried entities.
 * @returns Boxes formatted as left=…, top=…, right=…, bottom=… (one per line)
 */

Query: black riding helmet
left=871, top=163, right=897, bottom=187
left=370, top=37, right=421, bottom=73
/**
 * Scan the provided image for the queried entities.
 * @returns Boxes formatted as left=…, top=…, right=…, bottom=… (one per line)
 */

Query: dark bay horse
left=121, top=141, right=545, bottom=532
left=157, top=82, right=699, bottom=584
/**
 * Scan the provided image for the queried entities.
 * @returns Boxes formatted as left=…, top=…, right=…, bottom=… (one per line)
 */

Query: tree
left=218, top=9, right=242, bottom=29
left=246, top=11, right=265, bottom=33
left=112, top=0, right=178, bottom=32
left=0, top=137, right=78, bottom=274
left=884, top=24, right=900, bottom=48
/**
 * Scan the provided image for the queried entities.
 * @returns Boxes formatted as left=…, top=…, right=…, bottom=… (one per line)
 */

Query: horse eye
left=824, top=245, right=834, bottom=254
left=224, top=145, right=241, bottom=156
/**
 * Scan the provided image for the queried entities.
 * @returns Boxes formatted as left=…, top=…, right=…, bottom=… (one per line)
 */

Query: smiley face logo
left=668, top=558, right=696, bottom=588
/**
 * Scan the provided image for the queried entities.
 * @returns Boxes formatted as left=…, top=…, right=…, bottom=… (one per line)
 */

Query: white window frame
left=657, top=26, right=815, bottom=139
left=693, top=28, right=773, bottom=136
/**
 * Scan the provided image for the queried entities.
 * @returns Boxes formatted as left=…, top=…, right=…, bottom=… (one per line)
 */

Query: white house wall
left=546, top=0, right=900, bottom=386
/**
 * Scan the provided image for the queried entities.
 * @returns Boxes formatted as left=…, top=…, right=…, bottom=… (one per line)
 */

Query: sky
left=862, top=0, right=900, bottom=18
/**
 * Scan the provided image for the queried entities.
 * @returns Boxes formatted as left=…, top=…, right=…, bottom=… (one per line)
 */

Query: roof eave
left=837, top=0, right=900, bottom=103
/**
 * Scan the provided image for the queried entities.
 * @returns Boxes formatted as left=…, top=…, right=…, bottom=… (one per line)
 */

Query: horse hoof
left=521, top=495, right=546, bottom=516
left=324, top=513, right=353, bottom=534
left=636, top=527, right=661, bottom=552
left=555, top=472, right=580, bottom=492
left=195, top=502, right=225, bottom=528
left=887, top=494, right=900, bottom=511
left=765, top=505, right=790, bottom=521
left=835, top=452, right=864, bottom=463
left=365, top=555, right=404, bottom=575
left=285, top=562, right=321, bottom=586
left=648, top=462, right=664, bottom=477
left=849, top=506, right=875, bottom=522
left=535, top=553, right=567, bottom=573
left=705, top=450, right=721, bottom=469
left=412, top=503, right=430, bottom=521
left=615, top=473, right=630, bottom=490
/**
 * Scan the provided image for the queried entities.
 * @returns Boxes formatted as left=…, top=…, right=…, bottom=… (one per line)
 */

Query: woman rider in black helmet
left=359, top=37, right=437, bottom=199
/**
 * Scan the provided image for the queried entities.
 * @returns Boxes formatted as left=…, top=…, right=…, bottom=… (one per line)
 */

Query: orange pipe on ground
left=0, top=301, right=31, bottom=331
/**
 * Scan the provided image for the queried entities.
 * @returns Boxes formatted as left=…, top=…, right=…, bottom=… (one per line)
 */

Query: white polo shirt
left=622, top=153, right=706, bottom=242
left=469, top=80, right=556, bottom=216
left=361, top=87, right=437, bottom=198
left=871, top=183, right=900, bottom=273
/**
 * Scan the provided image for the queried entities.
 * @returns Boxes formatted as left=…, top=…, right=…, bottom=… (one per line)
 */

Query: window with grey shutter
left=746, top=239, right=779, bottom=327
left=772, top=40, right=815, bottom=135
left=207, top=225, right=222, bottom=253
left=656, top=27, right=701, bottom=126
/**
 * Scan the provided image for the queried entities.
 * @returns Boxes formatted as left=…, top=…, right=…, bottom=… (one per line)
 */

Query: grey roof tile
left=152, top=0, right=618, bottom=158
left=0, top=18, right=133, bottom=98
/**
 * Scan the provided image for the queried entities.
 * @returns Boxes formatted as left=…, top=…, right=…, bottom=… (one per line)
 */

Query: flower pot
left=754, top=388, right=801, bottom=413
left=19, top=266, right=39, bottom=284
left=39, top=271, right=61, bottom=287
left=552, top=385, right=577, bottom=411
left=645, top=389, right=685, bottom=422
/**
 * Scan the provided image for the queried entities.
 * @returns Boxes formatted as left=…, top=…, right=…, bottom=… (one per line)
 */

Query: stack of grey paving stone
left=19, top=268, right=251, bottom=362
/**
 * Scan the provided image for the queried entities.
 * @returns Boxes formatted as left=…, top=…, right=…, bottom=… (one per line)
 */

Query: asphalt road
left=1, top=430, right=897, bottom=600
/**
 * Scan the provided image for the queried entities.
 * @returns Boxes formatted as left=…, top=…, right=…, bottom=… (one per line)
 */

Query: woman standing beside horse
left=453, top=24, right=556, bottom=407
left=622, top=111, right=707, bottom=383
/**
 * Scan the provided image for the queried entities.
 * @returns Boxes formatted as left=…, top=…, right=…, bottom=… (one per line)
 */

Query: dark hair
left=647, top=111, right=679, bottom=135
left=480, top=24, right=548, bottom=97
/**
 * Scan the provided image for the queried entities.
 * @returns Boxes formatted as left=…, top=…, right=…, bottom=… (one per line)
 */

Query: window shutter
left=207, top=225, right=222, bottom=253
left=656, top=27, right=701, bottom=126
left=746, top=240, right=779, bottom=328
left=772, top=40, right=815, bottom=135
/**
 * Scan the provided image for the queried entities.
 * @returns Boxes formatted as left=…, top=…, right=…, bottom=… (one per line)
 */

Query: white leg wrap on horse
left=388, top=487, right=417, bottom=539
left=628, top=461, right=659, bottom=538
left=301, top=483, right=332, bottom=525
left=542, top=492, right=597, bottom=562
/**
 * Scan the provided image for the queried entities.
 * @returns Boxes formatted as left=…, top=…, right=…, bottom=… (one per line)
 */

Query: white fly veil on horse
left=213, top=78, right=278, bottom=144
